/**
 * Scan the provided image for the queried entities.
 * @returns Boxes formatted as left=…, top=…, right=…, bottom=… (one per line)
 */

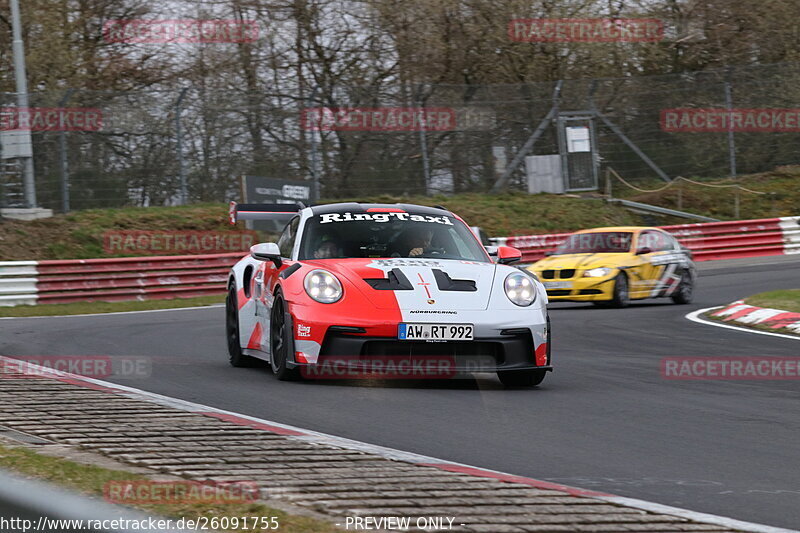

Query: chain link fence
left=2, top=62, right=800, bottom=211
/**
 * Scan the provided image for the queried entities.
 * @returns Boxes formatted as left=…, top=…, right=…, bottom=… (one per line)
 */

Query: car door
left=256, top=216, right=300, bottom=351
left=635, top=230, right=677, bottom=297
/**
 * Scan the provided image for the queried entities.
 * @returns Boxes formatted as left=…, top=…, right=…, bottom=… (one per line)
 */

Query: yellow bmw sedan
left=527, top=226, right=696, bottom=307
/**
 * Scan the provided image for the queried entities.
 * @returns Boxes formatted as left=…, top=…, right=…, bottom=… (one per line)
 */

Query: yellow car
left=527, top=226, right=696, bottom=307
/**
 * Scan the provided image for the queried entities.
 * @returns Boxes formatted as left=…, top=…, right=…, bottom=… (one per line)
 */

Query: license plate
left=544, top=281, right=572, bottom=289
left=398, top=323, right=474, bottom=341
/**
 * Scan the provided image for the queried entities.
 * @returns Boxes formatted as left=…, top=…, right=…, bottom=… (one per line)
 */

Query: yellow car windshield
left=554, top=232, right=633, bottom=254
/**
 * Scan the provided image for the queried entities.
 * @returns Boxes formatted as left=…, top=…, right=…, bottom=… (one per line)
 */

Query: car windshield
left=299, top=211, right=490, bottom=262
left=553, top=231, right=633, bottom=254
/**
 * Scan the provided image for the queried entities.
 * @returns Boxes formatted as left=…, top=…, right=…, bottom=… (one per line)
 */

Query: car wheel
left=610, top=273, right=630, bottom=308
left=226, top=285, right=257, bottom=367
left=270, top=296, right=301, bottom=381
left=671, top=271, right=694, bottom=304
left=497, top=369, right=547, bottom=388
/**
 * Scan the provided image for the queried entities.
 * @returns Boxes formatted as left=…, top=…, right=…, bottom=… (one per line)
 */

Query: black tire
left=671, top=271, right=694, bottom=304
left=610, top=273, right=630, bottom=308
left=226, top=285, right=257, bottom=367
left=270, top=296, right=301, bottom=381
left=498, top=369, right=547, bottom=388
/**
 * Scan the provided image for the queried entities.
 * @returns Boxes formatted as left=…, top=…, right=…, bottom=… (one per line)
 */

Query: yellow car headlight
left=583, top=267, right=612, bottom=278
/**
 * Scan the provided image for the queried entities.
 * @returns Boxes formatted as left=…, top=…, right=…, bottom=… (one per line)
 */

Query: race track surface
left=2, top=257, right=798, bottom=529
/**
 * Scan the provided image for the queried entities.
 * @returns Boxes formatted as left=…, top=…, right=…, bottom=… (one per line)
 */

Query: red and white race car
left=226, top=202, right=551, bottom=387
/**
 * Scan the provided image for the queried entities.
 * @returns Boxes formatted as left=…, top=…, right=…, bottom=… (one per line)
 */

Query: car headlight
left=504, top=272, right=536, bottom=307
left=304, top=269, right=343, bottom=303
left=583, top=267, right=612, bottom=278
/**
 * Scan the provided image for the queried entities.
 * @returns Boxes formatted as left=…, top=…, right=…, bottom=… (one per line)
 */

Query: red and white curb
left=686, top=301, right=800, bottom=340
left=0, top=354, right=795, bottom=533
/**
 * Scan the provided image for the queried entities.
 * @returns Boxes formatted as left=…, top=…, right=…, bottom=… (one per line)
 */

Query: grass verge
left=745, top=289, right=800, bottom=313
left=0, top=295, right=225, bottom=318
left=0, top=443, right=339, bottom=533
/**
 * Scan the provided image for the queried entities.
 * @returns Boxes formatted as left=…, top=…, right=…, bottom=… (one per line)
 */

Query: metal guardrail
left=1, top=216, right=798, bottom=307
left=607, top=198, right=720, bottom=222
left=0, top=469, right=189, bottom=533
left=494, top=216, right=800, bottom=263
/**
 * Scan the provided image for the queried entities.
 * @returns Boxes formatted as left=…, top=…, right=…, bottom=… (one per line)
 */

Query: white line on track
left=686, top=307, right=800, bottom=341
left=0, top=354, right=796, bottom=533
left=0, top=304, right=224, bottom=320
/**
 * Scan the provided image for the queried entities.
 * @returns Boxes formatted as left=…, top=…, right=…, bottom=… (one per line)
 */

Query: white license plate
left=398, top=323, right=473, bottom=341
left=543, top=281, right=572, bottom=289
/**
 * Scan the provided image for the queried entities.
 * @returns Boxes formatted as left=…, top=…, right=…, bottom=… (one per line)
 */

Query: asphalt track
left=1, top=256, right=798, bottom=529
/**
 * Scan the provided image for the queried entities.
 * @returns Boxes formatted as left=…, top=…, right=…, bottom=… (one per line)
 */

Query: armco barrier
left=495, top=216, right=800, bottom=263
left=1, top=216, right=798, bottom=307
left=0, top=253, right=242, bottom=307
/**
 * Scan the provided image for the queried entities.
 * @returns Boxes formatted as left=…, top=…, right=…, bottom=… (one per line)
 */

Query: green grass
left=745, top=289, right=800, bottom=313
left=3, top=164, right=797, bottom=262
left=0, top=295, right=225, bottom=318
left=612, top=165, right=800, bottom=220
left=0, top=444, right=339, bottom=533
left=0, top=194, right=641, bottom=260
left=329, top=193, right=640, bottom=237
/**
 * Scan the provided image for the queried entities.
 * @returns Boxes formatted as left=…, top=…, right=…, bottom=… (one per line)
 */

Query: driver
left=407, top=228, right=434, bottom=257
left=313, top=237, right=339, bottom=259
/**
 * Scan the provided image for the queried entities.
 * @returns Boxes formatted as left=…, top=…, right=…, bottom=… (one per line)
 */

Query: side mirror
left=250, top=243, right=282, bottom=267
left=485, top=246, right=498, bottom=257
left=637, top=247, right=652, bottom=255
left=496, top=246, right=522, bottom=265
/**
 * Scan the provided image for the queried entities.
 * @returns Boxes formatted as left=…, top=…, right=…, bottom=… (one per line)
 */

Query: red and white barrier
left=712, top=300, right=800, bottom=334
left=1, top=216, right=798, bottom=307
left=0, top=253, right=242, bottom=307
left=494, top=216, right=800, bottom=263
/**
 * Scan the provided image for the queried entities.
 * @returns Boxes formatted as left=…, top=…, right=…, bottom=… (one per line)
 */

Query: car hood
left=317, top=257, right=498, bottom=311
left=531, top=253, right=634, bottom=271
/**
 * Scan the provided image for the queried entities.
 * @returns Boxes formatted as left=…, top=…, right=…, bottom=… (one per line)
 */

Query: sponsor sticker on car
left=398, top=323, right=474, bottom=341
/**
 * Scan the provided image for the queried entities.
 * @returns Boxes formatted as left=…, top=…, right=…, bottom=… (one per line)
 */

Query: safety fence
left=1, top=216, right=798, bottom=306
left=495, top=216, right=800, bottom=263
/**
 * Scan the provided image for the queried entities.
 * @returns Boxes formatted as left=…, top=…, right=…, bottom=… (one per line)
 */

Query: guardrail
left=0, top=253, right=242, bottom=306
left=1, top=216, right=798, bottom=307
left=495, top=216, right=800, bottom=263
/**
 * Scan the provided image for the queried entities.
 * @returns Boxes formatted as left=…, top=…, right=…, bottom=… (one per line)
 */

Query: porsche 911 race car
left=226, top=202, right=551, bottom=387
left=527, top=226, right=696, bottom=307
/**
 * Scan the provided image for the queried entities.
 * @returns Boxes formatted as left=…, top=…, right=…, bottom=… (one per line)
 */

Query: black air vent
left=432, top=269, right=476, bottom=292
left=364, top=268, right=413, bottom=290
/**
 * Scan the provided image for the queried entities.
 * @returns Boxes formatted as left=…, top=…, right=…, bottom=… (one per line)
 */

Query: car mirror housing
left=250, top=243, right=282, bottom=267
left=637, top=247, right=653, bottom=255
left=496, top=246, right=522, bottom=264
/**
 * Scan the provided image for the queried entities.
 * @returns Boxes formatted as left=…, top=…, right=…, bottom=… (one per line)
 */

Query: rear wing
left=228, top=201, right=304, bottom=225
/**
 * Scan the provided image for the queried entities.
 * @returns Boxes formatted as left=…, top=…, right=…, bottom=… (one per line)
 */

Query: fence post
left=416, top=84, right=431, bottom=191
left=58, top=89, right=74, bottom=213
left=174, top=88, right=189, bottom=205
left=724, top=68, right=737, bottom=178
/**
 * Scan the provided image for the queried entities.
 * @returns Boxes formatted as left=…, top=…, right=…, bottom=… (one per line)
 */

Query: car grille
left=542, top=269, right=575, bottom=279
left=546, top=289, right=572, bottom=296
left=362, top=341, right=503, bottom=361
